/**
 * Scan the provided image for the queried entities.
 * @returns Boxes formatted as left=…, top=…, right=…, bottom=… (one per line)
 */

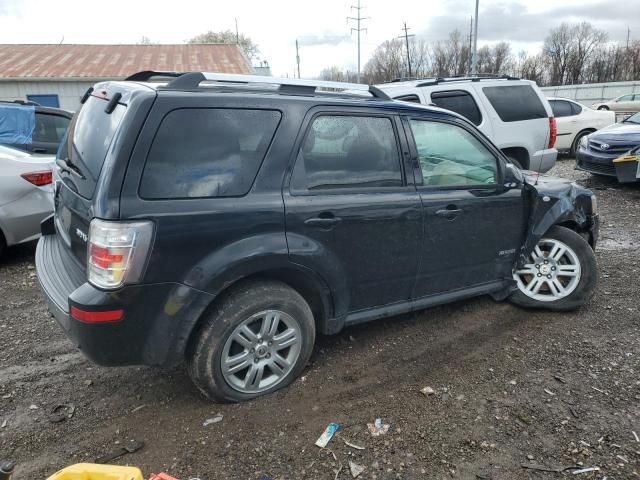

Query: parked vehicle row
left=36, top=72, right=599, bottom=402
left=592, top=93, right=640, bottom=112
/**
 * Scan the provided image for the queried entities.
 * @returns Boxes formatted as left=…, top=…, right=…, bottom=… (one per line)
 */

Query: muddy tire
left=509, top=226, right=597, bottom=311
left=187, top=279, right=315, bottom=402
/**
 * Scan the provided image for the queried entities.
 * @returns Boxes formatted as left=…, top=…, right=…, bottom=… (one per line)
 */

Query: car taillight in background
left=20, top=170, right=53, bottom=186
left=87, top=219, right=154, bottom=289
left=548, top=117, right=557, bottom=149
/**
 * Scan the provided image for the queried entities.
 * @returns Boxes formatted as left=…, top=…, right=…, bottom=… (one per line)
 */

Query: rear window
left=140, top=108, right=281, bottom=199
left=430, top=90, right=482, bottom=125
left=482, top=85, right=548, bottom=122
left=71, top=95, right=126, bottom=180
left=394, top=94, right=421, bottom=103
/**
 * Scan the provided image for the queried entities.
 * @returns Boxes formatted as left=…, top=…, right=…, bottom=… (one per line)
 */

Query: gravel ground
left=1, top=159, right=639, bottom=480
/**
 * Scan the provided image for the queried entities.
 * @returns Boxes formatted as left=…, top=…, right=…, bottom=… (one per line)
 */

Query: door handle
left=435, top=207, right=463, bottom=220
left=304, top=215, right=342, bottom=227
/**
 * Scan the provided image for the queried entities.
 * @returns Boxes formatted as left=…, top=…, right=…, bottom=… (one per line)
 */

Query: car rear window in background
left=140, top=108, right=281, bottom=199
left=430, top=90, right=482, bottom=125
left=34, top=113, right=69, bottom=143
left=394, top=94, right=421, bottom=103
left=549, top=100, right=572, bottom=118
left=482, top=85, right=548, bottom=122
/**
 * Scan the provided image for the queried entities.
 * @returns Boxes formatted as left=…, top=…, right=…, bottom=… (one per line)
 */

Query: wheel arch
left=501, top=146, right=530, bottom=169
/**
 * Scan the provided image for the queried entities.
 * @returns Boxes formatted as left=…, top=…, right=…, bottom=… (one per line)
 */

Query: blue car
left=576, top=112, right=640, bottom=182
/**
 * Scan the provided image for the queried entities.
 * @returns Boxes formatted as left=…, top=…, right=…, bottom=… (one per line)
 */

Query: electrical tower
left=347, top=0, right=368, bottom=83
left=397, top=22, right=415, bottom=79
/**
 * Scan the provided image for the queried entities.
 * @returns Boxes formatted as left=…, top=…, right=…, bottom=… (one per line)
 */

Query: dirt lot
left=1, top=159, right=639, bottom=480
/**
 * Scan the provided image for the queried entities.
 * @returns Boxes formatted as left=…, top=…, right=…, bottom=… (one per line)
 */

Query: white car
left=548, top=97, right=616, bottom=156
left=0, top=145, right=54, bottom=257
left=378, top=77, right=558, bottom=172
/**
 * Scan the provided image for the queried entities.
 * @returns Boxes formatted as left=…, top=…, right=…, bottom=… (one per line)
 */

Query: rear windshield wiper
left=56, top=157, right=85, bottom=179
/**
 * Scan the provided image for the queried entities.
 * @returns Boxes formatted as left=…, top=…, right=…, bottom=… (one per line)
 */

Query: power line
left=397, top=22, right=415, bottom=78
left=347, top=0, right=368, bottom=83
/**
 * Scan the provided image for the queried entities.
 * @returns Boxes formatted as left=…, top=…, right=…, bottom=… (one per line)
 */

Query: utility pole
left=295, top=39, right=301, bottom=79
left=467, top=16, right=473, bottom=75
left=235, top=18, right=239, bottom=44
left=471, top=0, right=479, bottom=75
left=627, top=26, right=631, bottom=50
left=347, top=0, right=368, bottom=83
left=397, top=22, right=415, bottom=79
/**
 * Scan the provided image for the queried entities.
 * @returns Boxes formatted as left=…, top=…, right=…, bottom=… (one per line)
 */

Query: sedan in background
left=576, top=112, right=640, bottom=182
left=0, top=145, right=54, bottom=257
left=548, top=97, right=615, bottom=156
left=591, top=94, right=640, bottom=112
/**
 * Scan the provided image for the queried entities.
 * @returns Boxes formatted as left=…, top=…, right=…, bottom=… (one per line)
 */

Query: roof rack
left=386, top=74, right=520, bottom=87
left=134, top=71, right=391, bottom=100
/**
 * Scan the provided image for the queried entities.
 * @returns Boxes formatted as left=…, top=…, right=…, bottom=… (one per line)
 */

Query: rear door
left=404, top=115, right=527, bottom=298
left=30, top=112, right=70, bottom=154
left=284, top=108, right=422, bottom=313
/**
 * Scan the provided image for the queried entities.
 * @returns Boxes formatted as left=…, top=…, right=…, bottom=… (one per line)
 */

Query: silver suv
left=378, top=76, right=558, bottom=172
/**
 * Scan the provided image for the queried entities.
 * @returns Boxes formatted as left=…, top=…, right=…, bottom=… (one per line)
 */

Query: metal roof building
left=0, top=44, right=253, bottom=111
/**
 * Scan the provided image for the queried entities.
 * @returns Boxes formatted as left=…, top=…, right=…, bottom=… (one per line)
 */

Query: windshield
left=623, top=112, right=640, bottom=124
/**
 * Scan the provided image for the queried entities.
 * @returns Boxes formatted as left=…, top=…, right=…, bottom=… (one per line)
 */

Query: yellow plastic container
left=47, top=463, right=143, bottom=480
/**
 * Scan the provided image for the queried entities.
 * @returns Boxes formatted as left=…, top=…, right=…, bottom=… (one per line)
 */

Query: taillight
left=548, top=117, right=557, bottom=149
left=87, top=219, right=154, bottom=289
left=21, top=170, right=52, bottom=186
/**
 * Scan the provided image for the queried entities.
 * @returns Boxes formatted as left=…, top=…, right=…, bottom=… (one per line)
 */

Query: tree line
left=320, top=22, right=640, bottom=86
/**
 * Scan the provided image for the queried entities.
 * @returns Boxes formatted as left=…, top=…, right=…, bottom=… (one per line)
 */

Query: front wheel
left=187, top=280, right=316, bottom=402
left=510, top=226, right=597, bottom=311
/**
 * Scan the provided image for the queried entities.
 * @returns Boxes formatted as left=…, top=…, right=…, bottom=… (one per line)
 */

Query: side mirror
left=503, top=161, right=524, bottom=189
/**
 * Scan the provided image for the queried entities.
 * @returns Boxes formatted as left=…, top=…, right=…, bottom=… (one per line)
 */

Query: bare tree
left=188, top=30, right=260, bottom=60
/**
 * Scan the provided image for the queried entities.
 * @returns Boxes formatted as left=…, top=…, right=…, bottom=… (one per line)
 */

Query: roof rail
left=415, top=74, right=520, bottom=87
left=0, top=99, right=40, bottom=106
left=124, top=71, right=186, bottom=82
left=156, top=72, right=390, bottom=100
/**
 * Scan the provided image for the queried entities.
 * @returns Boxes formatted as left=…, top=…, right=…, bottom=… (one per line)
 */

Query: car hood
left=590, top=122, right=640, bottom=141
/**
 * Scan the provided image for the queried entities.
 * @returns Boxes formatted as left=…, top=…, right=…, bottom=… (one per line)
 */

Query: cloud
left=297, top=33, right=352, bottom=47
left=419, top=0, right=640, bottom=45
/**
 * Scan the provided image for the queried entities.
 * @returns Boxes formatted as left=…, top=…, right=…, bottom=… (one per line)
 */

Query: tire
left=597, top=106, right=609, bottom=111
left=187, top=279, right=316, bottom=402
left=570, top=130, right=592, bottom=157
left=0, top=231, right=6, bottom=259
left=509, top=226, right=597, bottom=311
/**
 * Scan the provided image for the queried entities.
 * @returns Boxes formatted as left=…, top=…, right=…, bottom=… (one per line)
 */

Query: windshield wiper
left=56, top=157, right=85, bottom=179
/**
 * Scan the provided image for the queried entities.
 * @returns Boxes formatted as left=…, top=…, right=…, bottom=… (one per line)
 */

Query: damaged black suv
left=36, top=72, right=599, bottom=402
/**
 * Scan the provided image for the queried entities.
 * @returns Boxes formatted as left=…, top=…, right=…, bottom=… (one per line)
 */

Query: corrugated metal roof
left=0, top=44, right=252, bottom=79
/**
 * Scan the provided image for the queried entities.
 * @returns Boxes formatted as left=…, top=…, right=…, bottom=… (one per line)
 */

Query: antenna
left=397, top=22, right=415, bottom=78
left=347, top=0, right=368, bottom=83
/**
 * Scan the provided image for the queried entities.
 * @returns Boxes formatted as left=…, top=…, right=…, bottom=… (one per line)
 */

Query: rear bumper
left=36, top=233, right=214, bottom=367
left=0, top=187, right=52, bottom=246
left=531, top=148, right=557, bottom=173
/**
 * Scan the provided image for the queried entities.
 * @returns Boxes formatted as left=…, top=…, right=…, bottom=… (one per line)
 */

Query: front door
left=404, top=116, right=527, bottom=298
left=284, top=112, right=422, bottom=313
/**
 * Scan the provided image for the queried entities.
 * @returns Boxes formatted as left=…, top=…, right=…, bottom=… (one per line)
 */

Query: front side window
left=140, top=108, right=281, bottom=199
left=291, top=115, right=402, bottom=191
left=34, top=113, right=69, bottom=143
left=430, top=90, right=482, bottom=125
left=409, top=119, right=497, bottom=187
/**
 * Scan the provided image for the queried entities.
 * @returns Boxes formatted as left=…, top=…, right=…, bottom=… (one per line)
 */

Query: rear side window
left=430, top=90, right=482, bottom=125
left=549, top=100, right=572, bottom=118
left=482, top=85, right=547, bottom=122
left=140, top=108, right=281, bottom=199
left=570, top=102, right=583, bottom=115
left=34, top=113, right=69, bottom=143
left=291, top=115, right=402, bottom=191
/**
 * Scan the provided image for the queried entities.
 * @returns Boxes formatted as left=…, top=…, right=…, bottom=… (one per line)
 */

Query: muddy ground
left=1, top=159, right=639, bottom=480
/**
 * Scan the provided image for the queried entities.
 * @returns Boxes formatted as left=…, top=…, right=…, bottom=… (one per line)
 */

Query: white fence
left=541, top=80, right=640, bottom=105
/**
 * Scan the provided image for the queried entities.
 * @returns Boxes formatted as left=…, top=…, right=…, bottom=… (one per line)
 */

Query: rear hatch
left=54, top=82, right=147, bottom=267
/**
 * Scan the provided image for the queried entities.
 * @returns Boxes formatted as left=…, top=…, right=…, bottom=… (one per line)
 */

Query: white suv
left=378, top=77, right=558, bottom=172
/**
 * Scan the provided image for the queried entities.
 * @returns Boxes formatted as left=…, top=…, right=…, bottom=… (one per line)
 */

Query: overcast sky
left=0, top=0, right=638, bottom=78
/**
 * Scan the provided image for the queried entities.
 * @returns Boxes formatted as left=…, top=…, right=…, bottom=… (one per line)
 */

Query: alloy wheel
left=220, top=310, right=302, bottom=394
left=513, top=238, right=582, bottom=302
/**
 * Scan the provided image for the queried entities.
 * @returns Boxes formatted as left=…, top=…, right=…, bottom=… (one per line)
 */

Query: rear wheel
left=0, top=231, right=6, bottom=259
left=187, top=280, right=315, bottom=402
left=510, top=226, right=597, bottom=311
left=597, top=106, right=609, bottom=111
left=570, top=130, right=592, bottom=157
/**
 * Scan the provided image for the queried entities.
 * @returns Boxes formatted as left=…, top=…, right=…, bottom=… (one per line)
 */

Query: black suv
left=36, top=72, right=599, bottom=402
left=0, top=100, right=72, bottom=154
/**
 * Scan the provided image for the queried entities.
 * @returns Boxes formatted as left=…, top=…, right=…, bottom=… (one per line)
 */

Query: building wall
left=0, top=80, right=97, bottom=111
left=541, top=80, right=640, bottom=106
